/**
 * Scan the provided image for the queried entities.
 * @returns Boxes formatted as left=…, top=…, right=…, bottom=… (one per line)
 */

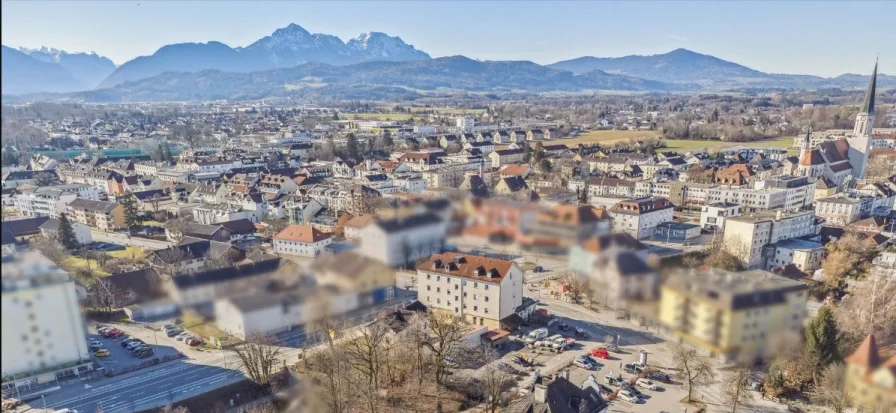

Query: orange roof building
left=844, top=334, right=896, bottom=409
left=272, top=224, right=332, bottom=257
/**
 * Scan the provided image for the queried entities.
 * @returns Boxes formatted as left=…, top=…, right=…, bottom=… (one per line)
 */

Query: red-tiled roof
left=274, top=224, right=330, bottom=243
left=417, top=252, right=516, bottom=284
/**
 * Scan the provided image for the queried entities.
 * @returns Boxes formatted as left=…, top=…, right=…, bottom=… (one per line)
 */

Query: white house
left=700, top=202, right=741, bottom=231
left=1, top=249, right=91, bottom=383
left=273, top=224, right=333, bottom=258
left=416, top=252, right=524, bottom=329
left=609, top=197, right=675, bottom=239
left=39, top=218, right=93, bottom=246
left=358, top=212, right=447, bottom=267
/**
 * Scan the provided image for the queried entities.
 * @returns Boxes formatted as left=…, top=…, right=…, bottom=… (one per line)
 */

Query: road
left=91, top=230, right=172, bottom=251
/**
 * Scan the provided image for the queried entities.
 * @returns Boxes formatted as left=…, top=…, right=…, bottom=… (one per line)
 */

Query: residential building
left=569, top=233, right=651, bottom=275
left=658, top=268, right=808, bottom=362
left=39, top=218, right=93, bottom=246
left=309, top=251, right=396, bottom=307
left=273, top=225, right=332, bottom=257
left=587, top=250, right=659, bottom=309
left=524, top=205, right=612, bottom=250
left=609, top=197, right=675, bottom=239
left=700, top=202, right=741, bottom=231
left=358, top=212, right=447, bottom=267
left=13, top=188, right=78, bottom=218
left=843, top=335, right=896, bottom=411
left=169, top=257, right=284, bottom=309
left=1, top=249, right=91, bottom=383
left=763, top=238, right=824, bottom=273
left=489, top=149, right=525, bottom=169
left=456, top=117, right=475, bottom=131
left=723, top=210, right=817, bottom=269
left=67, top=198, right=125, bottom=231
left=416, top=252, right=524, bottom=329
left=505, top=374, right=608, bottom=413
left=193, top=203, right=260, bottom=225
left=815, top=195, right=866, bottom=225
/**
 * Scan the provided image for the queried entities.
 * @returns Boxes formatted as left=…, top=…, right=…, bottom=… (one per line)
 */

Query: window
left=474, top=306, right=478, bottom=312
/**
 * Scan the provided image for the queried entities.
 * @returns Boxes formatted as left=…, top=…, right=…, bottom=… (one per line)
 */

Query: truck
left=550, top=336, right=575, bottom=352
left=523, top=328, right=549, bottom=344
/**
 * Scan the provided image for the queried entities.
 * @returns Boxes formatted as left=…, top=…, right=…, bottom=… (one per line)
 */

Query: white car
left=635, top=378, right=660, bottom=391
left=573, top=356, right=597, bottom=370
left=617, top=389, right=640, bottom=403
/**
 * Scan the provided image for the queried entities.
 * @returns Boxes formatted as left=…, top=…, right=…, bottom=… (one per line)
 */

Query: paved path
left=91, top=230, right=172, bottom=251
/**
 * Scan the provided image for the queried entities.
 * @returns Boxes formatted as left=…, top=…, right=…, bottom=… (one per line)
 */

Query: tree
left=87, top=278, right=134, bottom=313
left=152, top=246, right=194, bottom=278
left=540, top=158, right=552, bottom=173
left=837, top=274, right=896, bottom=345
left=523, top=143, right=533, bottom=162
left=559, top=271, right=589, bottom=304
left=165, top=217, right=191, bottom=242
left=163, top=143, right=174, bottom=162
left=343, top=320, right=393, bottom=413
left=671, top=343, right=715, bottom=402
left=381, top=130, right=394, bottom=150
left=34, top=172, right=56, bottom=187
left=805, top=306, right=839, bottom=383
left=31, top=235, right=70, bottom=265
left=346, top=133, right=360, bottom=161
left=409, top=311, right=469, bottom=387
left=764, top=334, right=814, bottom=397
left=121, top=191, right=141, bottom=235
left=822, top=232, right=878, bottom=289
left=477, top=345, right=516, bottom=413
left=157, top=406, right=190, bottom=413
left=56, top=213, right=80, bottom=251
left=722, top=363, right=755, bottom=413
left=232, top=333, right=283, bottom=385
left=810, top=363, right=851, bottom=413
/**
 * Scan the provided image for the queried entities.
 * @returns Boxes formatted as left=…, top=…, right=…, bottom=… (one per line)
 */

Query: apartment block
left=67, top=198, right=125, bottom=231
left=416, top=253, right=523, bottom=329
left=723, top=210, right=817, bottom=269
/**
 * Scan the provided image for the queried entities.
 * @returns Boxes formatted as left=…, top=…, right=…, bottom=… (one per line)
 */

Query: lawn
left=553, top=130, right=797, bottom=155
left=347, top=112, right=415, bottom=121
left=107, top=246, right=145, bottom=260
left=62, top=255, right=110, bottom=277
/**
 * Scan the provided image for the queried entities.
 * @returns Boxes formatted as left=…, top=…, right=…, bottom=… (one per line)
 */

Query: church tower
left=848, top=59, right=878, bottom=179
left=799, top=127, right=811, bottom=160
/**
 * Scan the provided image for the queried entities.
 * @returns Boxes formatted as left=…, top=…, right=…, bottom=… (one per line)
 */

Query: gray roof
left=664, top=269, right=807, bottom=310
left=69, top=198, right=118, bottom=213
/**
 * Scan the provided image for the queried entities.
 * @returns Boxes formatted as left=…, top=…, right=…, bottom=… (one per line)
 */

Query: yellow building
left=658, top=269, right=807, bottom=362
left=845, top=335, right=896, bottom=412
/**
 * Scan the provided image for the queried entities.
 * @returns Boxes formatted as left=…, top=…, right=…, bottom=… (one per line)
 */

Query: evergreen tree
left=523, top=144, right=533, bottom=163
left=163, top=143, right=174, bottom=161
left=326, top=135, right=337, bottom=159
left=805, top=306, right=839, bottom=380
left=332, top=112, right=339, bottom=121
left=382, top=130, right=394, bottom=150
left=121, top=191, right=141, bottom=234
left=56, top=213, right=80, bottom=251
left=541, top=158, right=552, bottom=173
left=346, top=133, right=360, bottom=161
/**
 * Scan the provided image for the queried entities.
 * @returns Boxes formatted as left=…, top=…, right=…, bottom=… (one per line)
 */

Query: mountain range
left=2, top=23, right=892, bottom=101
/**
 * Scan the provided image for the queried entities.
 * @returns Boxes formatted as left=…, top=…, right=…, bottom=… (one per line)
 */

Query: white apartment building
left=13, top=189, right=77, bottom=218
left=764, top=238, right=824, bottom=273
left=609, top=197, right=675, bottom=239
left=193, top=204, right=260, bottom=225
left=700, top=202, right=741, bottom=231
left=815, top=196, right=863, bottom=226
left=456, top=117, right=475, bottom=132
left=358, top=213, right=447, bottom=267
left=272, top=225, right=333, bottom=258
left=1, top=249, right=91, bottom=383
left=723, top=209, right=817, bottom=269
left=416, top=252, right=524, bottom=329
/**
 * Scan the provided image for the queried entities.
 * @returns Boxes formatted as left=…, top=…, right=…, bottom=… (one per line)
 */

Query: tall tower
left=799, top=127, right=811, bottom=160
left=848, top=59, right=878, bottom=179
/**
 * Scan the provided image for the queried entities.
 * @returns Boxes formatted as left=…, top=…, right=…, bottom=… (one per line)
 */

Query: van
left=524, top=328, right=549, bottom=344
left=548, top=335, right=566, bottom=349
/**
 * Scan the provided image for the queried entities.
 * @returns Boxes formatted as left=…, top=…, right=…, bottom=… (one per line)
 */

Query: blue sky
left=2, top=1, right=893, bottom=77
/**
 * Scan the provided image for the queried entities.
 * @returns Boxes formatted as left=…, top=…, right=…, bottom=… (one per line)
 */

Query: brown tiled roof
left=417, top=252, right=516, bottom=284
left=345, top=214, right=375, bottom=229
left=500, top=164, right=531, bottom=177
left=847, top=335, right=881, bottom=368
left=274, top=224, right=330, bottom=243
left=799, top=149, right=825, bottom=166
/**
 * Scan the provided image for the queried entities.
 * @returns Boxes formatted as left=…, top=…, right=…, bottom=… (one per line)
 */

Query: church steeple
left=861, top=58, right=878, bottom=115
left=799, top=127, right=811, bottom=160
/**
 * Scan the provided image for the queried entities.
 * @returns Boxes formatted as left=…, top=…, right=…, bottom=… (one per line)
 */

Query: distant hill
left=19, top=47, right=117, bottom=89
left=59, top=56, right=686, bottom=102
left=98, top=23, right=431, bottom=88
left=1, top=46, right=84, bottom=94
left=549, top=48, right=894, bottom=89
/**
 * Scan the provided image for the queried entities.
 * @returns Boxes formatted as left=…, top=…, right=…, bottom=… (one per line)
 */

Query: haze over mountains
left=1, top=23, right=891, bottom=102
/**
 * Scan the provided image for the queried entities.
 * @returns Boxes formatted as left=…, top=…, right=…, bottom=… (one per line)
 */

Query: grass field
left=107, top=246, right=145, bottom=260
left=554, top=130, right=796, bottom=154
left=347, top=112, right=416, bottom=121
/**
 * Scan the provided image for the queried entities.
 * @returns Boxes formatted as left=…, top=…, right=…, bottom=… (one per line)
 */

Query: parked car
left=166, top=328, right=182, bottom=337
left=590, top=347, right=610, bottom=359
left=126, top=342, right=145, bottom=351
left=136, top=348, right=154, bottom=358
left=623, top=363, right=645, bottom=374
left=648, top=371, right=672, bottom=383
left=574, top=327, right=588, bottom=338
left=533, top=266, right=544, bottom=273
left=176, top=332, right=192, bottom=341
left=443, top=357, right=460, bottom=368
left=604, top=372, right=625, bottom=387
left=89, top=342, right=103, bottom=351
left=573, top=356, right=597, bottom=370
left=97, top=327, right=111, bottom=335
left=93, top=349, right=110, bottom=357
left=185, top=338, right=203, bottom=346
left=557, top=321, right=570, bottom=331
left=163, top=324, right=177, bottom=331
left=604, top=342, right=618, bottom=352
left=121, top=338, right=142, bottom=348
left=617, top=389, right=640, bottom=403
left=109, top=330, right=125, bottom=339
left=636, top=378, right=661, bottom=391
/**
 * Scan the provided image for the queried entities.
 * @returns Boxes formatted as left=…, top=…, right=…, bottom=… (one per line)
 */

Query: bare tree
left=478, top=345, right=516, bottom=413
left=231, top=333, right=283, bottom=385
left=837, top=274, right=896, bottom=345
left=164, top=217, right=191, bottom=242
left=672, top=344, right=716, bottom=403
left=722, top=363, right=755, bottom=413
left=157, top=406, right=190, bottom=413
left=300, top=339, right=353, bottom=413
left=87, top=278, right=135, bottom=314
left=810, top=363, right=851, bottom=413
left=342, top=319, right=393, bottom=413
left=822, top=232, right=878, bottom=289
left=559, top=271, right=589, bottom=304
left=149, top=193, right=162, bottom=214
left=152, top=247, right=194, bottom=278
left=409, top=311, right=469, bottom=388
left=31, top=235, right=71, bottom=265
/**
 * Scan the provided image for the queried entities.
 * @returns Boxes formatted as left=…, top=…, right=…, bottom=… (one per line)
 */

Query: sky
left=2, top=1, right=893, bottom=77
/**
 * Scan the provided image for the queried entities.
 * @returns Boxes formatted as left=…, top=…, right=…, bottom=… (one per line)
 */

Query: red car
left=102, top=328, right=121, bottom=338
left=590, top=347, right=610, bottom=359
left=185, top=338, right=203, bottom=347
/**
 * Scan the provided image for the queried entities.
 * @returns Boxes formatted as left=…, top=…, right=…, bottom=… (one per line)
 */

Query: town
left=2, top=5, right=896, bottom=413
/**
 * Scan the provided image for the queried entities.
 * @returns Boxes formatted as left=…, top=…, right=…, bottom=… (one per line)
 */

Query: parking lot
left=88, top=324, right=185, bottom=376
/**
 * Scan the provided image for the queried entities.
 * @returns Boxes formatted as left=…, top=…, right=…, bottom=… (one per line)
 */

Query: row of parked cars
left=95, top=326, right=155, bottom=359
left=163, top=324, right=203, bottom=347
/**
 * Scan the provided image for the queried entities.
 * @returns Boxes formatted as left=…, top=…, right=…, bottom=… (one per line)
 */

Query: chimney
left=533, top=378, right=549, bottom=403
